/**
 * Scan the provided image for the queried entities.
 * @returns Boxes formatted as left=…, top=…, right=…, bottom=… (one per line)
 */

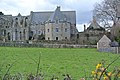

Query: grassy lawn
left=0, top=47, right=120, bottom=80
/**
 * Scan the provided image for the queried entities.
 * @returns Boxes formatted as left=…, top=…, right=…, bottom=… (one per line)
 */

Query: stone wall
left=119, top=47, right=120, bottom=53
left=45, top=22, right=71, bottom=40
left=98, top=47, right=120, bottom=54
left=0, top=42, right=96, bottom=48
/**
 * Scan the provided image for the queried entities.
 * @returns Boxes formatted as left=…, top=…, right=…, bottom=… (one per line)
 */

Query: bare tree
left=93, top=0, right=120, bottom=27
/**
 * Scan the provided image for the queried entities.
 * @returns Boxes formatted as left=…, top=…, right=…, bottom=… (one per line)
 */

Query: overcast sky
left=0, top=0, right=103, bottom=32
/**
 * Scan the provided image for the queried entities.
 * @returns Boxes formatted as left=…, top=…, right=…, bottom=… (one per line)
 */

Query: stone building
left=0, top=6, right=78, bottom=42
left=0, top=12, right=13, bottom=41
left=97, top=35, right=111, bottom=50
left=97, top=35, right=120, bottom=53
left=45, top=6, right=71, bottom=40
left=78, top=17, right=105, bottom=45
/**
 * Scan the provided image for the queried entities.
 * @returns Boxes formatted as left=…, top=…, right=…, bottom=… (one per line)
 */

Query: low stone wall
left=119, top=47, right=120, bottom=53
left=0, top=42, right=97, bottom=48
left=98, top=47, right=120, bottom=54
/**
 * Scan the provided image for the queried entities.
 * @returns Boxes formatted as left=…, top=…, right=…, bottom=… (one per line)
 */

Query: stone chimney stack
left=57, top=6, right=60, bottom=11
left=84, top=24, right=86, bottom=32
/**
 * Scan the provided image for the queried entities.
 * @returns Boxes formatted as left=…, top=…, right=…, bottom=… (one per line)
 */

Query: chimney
left=57, top=6, right=60, bottom=11
left=84, top=24, right=86, bottom=32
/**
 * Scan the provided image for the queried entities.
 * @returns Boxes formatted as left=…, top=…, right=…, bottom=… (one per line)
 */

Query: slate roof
left=48, top=6, right=66, bottom=22
left=30, top=11, right=53, bottom=24
left=0, top=15, right=12, bottom=21
left=30, top=7, right=76, bottom=24
left=110, top=41, right=119, bottom=47
left=18, top=13, right=21, bottom=17
left=87, top=17, right=105, bottom=30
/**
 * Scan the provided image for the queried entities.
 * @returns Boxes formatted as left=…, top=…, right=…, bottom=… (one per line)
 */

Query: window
left=23, top=29, right=26, bottom=39
left=56, top=37, right=58, bottom=40
left=15, top=18, right=18, bottom=20
left=65, top=28, right=67, bottom=32
left=56, top=28, right=59, bottom=32
left=25, top=17, right=28, bottom=19
left=3, top=30, right=6, bottom=36
left=20, top=31, right=22, bottom=40
left=77, top=34, right=79, bottom=39
left=29, top=31, right=33, bottom=40
left=7, top=32, right=10, bottom=40
left=15, top=29, right=17, bottom=40
left=48, top=29, right=49, bottom=32
left=65, top=37, right=67, bottom=39
left=30, top=31, right=33, bottom=36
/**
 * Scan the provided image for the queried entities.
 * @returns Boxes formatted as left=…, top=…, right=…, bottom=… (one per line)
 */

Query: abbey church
left=0, top=6, right=78, bottom=42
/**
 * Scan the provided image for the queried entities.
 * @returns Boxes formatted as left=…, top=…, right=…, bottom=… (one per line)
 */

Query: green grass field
left=0, top=47, right=120, bottom=80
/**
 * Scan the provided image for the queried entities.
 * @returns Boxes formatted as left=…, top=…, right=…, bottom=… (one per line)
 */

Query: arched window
left=20, top=19, right=23, bottom=25
left=56, top=37, right=58, bottom=40
left=15, top=29, right=17, bottom=40
left=3, top=30, right=6, bottom=36
left=25, top=17, right=28, bottom=27
left=7, top=32, right=10, bottom=40
left=20, top=31, right=22, bottom=40
left=29, top=31, right=33, bottom=40
left=23, top=29, right=26, bottom=40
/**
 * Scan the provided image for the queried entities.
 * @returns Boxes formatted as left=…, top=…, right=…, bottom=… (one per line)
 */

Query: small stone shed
left=97, top=35, right=120, bottom=54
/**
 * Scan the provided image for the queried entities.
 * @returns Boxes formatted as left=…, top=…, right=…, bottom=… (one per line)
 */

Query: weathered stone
left=0, top=6, right=77, bottom=42
left=97, top=35, right=120, bottom=54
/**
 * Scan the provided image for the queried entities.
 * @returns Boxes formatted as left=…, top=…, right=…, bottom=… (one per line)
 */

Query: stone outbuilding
left=97, top=35, right=120, bottom=53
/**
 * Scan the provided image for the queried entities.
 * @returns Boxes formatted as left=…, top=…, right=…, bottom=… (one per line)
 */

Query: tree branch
left=99, top=55, right=120, bottom=80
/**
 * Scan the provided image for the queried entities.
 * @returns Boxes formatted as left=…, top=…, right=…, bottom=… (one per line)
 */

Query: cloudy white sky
left=0, top=0, right=103, bottom=32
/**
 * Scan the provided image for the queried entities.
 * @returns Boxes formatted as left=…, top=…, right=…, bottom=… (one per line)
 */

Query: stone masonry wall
left=0, top=42, right=96, bottom=48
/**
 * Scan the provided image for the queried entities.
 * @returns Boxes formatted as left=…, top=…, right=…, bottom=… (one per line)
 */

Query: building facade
left=0, top=6, right=78, bottom=42
left=78, top=17, right=105, bottom=45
